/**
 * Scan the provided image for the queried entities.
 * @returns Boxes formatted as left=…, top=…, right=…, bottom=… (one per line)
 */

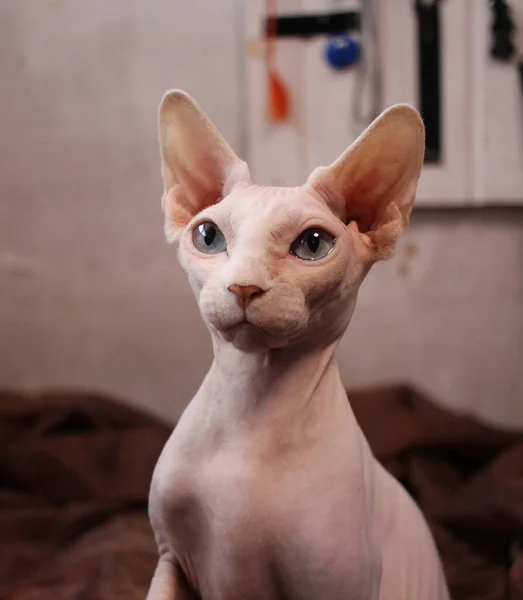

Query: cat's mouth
left=227, top=318, right=270, bottom=336
left=217, top=312, right=277, bottom=340
left=203, top=290, right=308, bottom=349
left=219, top=318, right=280, bottom=353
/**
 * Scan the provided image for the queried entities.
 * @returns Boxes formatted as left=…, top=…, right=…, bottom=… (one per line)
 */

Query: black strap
left=489, top=0, right=515, bottom=61
left=415, top=0, right=442, bottom=164
left=264, top=11, right=360, bottom=39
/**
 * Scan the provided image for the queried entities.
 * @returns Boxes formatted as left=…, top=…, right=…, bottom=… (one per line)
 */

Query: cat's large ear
left=158, top=90, right=251, bottom=242
left=307, top=104, right=425, bottom=259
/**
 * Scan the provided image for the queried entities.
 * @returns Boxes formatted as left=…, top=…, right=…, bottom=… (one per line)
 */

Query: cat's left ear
left=158, top=90, right=250, bottom=242
left=307, top=104, right=425, bottom=259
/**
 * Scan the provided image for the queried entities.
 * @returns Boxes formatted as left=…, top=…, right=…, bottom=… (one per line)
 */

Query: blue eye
left=290, top=228, right=336, bottom=261
left=193, top=221, right=227, bottom=254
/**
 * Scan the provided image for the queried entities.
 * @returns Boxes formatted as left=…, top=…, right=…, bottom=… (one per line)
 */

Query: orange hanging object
left=266, top=0, right=291, bottom=122
left=268, top=72, right=290, bottom=122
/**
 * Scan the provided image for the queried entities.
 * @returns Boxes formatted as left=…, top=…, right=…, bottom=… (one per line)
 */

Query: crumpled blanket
left=0, top=385, right=521, bottom=600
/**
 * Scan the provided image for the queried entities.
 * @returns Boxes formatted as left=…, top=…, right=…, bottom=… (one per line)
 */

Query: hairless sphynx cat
left=146, top=90, right=450, bottom=600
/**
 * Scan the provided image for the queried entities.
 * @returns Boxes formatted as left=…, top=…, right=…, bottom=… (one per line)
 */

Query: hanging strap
left=415, top=0, right=442, bottom=164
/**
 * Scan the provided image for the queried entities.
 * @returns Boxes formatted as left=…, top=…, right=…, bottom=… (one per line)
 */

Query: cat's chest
left=150, top=436, right=282, bottom=544
left=150, top=415, right=366, bottom=551
left=150, top=427, right=377, bottom=600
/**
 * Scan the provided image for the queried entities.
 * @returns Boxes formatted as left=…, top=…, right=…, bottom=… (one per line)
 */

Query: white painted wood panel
left=378, top=0, right=472, bottom=206
left=470, top=0, right=523, bottom=205
left=244, top=0, right=307, bottom=186
left=301, top=0, right=362, bottom=173
left=243, top=0, right=523, bottom=206
left=244, top=0, right=364, bottom=185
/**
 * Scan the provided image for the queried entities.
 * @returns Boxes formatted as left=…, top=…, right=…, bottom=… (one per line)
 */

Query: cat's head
left=158, top=91, right=424, bottom=353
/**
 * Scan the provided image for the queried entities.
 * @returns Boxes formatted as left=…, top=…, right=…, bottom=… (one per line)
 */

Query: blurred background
left=1, top=0, right=522, bottom=427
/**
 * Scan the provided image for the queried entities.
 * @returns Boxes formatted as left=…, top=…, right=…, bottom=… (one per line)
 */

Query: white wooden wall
left=244, top=0, right=523, bottom=206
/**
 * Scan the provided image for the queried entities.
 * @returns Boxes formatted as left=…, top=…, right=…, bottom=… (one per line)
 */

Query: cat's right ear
left=158, top=90, right=250, bottom=242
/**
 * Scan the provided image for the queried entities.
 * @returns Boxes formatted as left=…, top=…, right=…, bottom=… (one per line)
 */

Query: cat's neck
left=198, top=337, right=345, bottom=428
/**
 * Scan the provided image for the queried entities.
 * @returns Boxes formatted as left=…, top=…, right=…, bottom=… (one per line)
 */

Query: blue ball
left=325, top=34, right=361, bottom=70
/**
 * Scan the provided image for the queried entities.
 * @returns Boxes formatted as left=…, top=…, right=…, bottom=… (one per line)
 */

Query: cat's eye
left=193, top=221, right=227, bottom=254
left=290, top=228, right=336, bottom=261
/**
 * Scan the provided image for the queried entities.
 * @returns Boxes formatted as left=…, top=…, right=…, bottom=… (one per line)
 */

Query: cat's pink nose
left=228, top=284, right=265, bottom=309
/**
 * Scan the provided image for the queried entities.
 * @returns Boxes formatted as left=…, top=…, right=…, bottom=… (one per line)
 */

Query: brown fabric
left=0, top=385, right=522, bottom=600
left=0, top=389, right=169, bottom=600
left=350, top=385, right=523, bottom=600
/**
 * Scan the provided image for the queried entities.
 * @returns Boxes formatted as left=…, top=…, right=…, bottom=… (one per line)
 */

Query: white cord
left=351, top=0, right=382, bottom=134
